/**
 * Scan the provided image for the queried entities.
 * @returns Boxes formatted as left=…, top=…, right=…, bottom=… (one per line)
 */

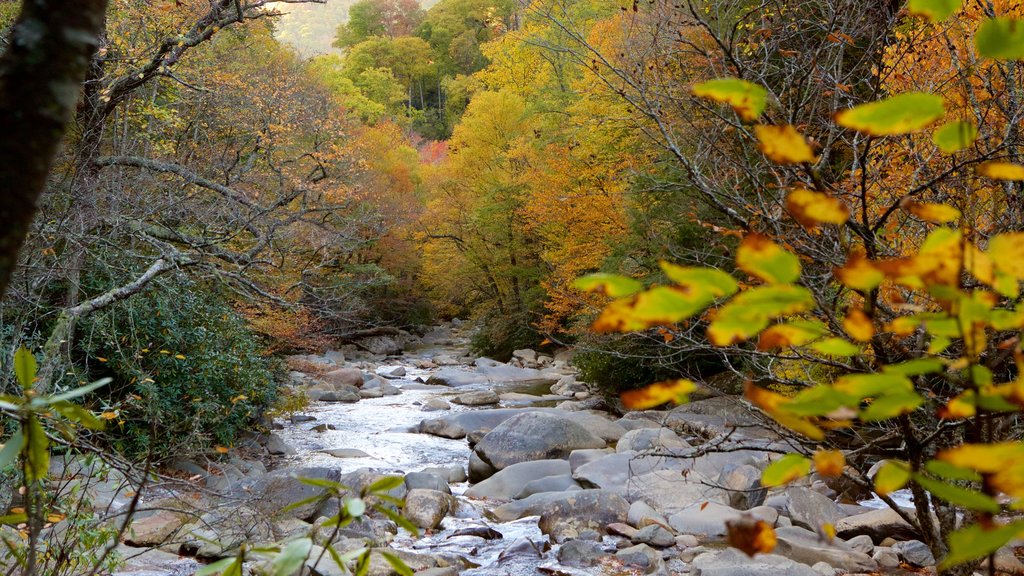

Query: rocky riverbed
left=74, top=322, right=1022, bottom=576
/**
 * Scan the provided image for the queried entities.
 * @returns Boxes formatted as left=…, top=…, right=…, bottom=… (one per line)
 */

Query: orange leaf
left=843, top=308, right=874, bottom=342
left=835, top=251, right=884, bottom=292
left=813, top=449, right=845, bottom=477
left=621, top=379, right=697, bottom=409
left=786, top=188, right=850, bottom=229
left=900, top=199, right=961, bottom=223
left=726, top=516, right=777, bottom=556
left=754, top=125, right=816, bottom=164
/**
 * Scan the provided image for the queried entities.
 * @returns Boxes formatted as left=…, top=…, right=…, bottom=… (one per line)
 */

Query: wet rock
left=366, top=548, right=436, bottom=576
left=616, top=543, right=664, bottom=573
left=404, top=471, right=451, bottom=494
left=634, top=524, right=676, bottom=548
left=569, top=448, right=614, bottom=473
left=617, top=427, right=690, bottom=453
left=691, top=547, right=819, bottom=576
left=468, top=451, right=497, bottom=483
left=321, top=448, right=370, bottom=459
left=290, top=414, right=316, bottom=423
left=254, top=467, right=341, bottom=521
left=514, top=474, right=581, bottom=499
left=403, top=489, right=451, bottom=530
left=557, top=538, right=607, bottom=567
left=834, top=507, right=919, bottom=542
left=892, top=539, right=935, bottom=567
left=498, top=537, right=550, bottom=561
left=537, top=490, right=629, bottom=542
left=376, top=366, right=407, bottom=379
left=452, top=390, right=500, bottom=406
left=778, top=486, right=846, bottom=531
left=473, top=412, right=605, bottom=473
left=420, top=464, right=467, bottom=484
left=320, top=385, right=361, bottom=403
left=451, top=525, right=503, bottom=540
left=773, top=526, right=878, bottom=573
left=421, top=398, right=451, bottom=412
left=419, top=418, right=465, bottom=439
left=426, top=368, right=488, bottom=387
left=322, top=368, right=365, bottom=389
left=266, top=433, right=295, bottom=456
left=418, top=408, right=530, bottom=439
left=465, top=459, right=570, bottom=500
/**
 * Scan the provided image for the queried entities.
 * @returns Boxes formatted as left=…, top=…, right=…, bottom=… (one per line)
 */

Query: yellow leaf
left=46, top=513, right=65, bottom=523
left=621, top=379, right=697, bottom=409
left=100, top=411, right=117, bottom=420
left=938, top=442, right=1024, bottom=474
left=230, top=394, right=248, bottom=404
left=835, top=93, right=944, bottom=136
left=874, top=460, right=912, bottom=495
left=937, top=391, right=976, bottom=419
left=901, top=200, right=961, bottom=223
left=174, top=354, right=186, bottom=360
left=96, top=357, right=108, bottom=363
left=843, top=308, right=874, bottom=342
left=726, top=517, right=777, bottom=556
left=835, top=251, right=884, bottom=292
left=785, top=188, right=850, bottom=229
left=159, top=350, right=170, bottom=354
left=813, top=449, right=846, bottom=478
left=692, top=78, right=767, bottom=122
left=978, top=162, right=1024, bottom=181
left=736, top=234, right=801, bottom=284
left=988, top=233, right=1024, bottom=280
left=754, top=125, right=816, bottom=164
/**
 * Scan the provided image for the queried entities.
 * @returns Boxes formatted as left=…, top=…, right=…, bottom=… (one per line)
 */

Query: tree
left=334, top=0, right=425, bottom=47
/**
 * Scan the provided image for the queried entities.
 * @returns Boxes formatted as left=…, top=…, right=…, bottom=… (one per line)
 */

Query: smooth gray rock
left=617, top=427, right=690, bottom=453
left=403, top=489, right=451, bottom=530
left=491, top=489, right=621, bottom=523
left=376, top=366, right=406, bottom=379
left=464, top=459, right=570, bottom=500
left=321, top=448, right=370, bottom=459
left=322, top=368, right=364, bottom=388
left=872, top=546, right=901, bottom=568
left=179, top=506, right=272, bottom=558
left=780, top=487, right=846, bottom=531
left=320, top=385, right=361, bottom=403
left=846, top=534, right=874, bottom=554
left=834, top=507, right=919, bottom=542
left=452, top=390, right=500, bottom=406
left=691, top=548, right=819, bottom=576
left=561, top=411, right=627, bottom=443
left=628, top=469, right=731, bottom=517
left=514, top=474, right=580, bottom=499
left=718, top=464, right=765, bottom=510
left=426, top=368, right=488, bottom=387
left=420, top=464, right=467, bottom=484
left=773, top=526, right=878, bottom=573
left=421, top=398, right=451, bottom=412
left=634, top=524, right=676, bottom=548
left=405, top=472, right=451, bottom=494
left=537, top=490, right=630, bottom=542
left=253, top=467, right=340, bottom=520
left=557, top=538, right=607, bottom=567
left=628, top=500, right=669, bottom=529
left=573, top=450, right=684, bottom=490
left=892, top=539, right=935, bottom=567
left=473, top=412, right=605, bottom=472
left=468, top=451, right=496, bottom=483
left=265, top=433, right=295, bottom=456
left=569, top=448, right=614, bottom=473
left=616, top=543, right=664, bottom=572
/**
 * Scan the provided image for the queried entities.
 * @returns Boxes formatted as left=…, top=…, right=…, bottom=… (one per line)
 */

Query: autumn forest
left=2, top=0, right=1024, bottom=574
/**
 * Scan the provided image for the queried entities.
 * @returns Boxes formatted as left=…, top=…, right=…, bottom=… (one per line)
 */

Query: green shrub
left=76, top=275, right=277, bottom=458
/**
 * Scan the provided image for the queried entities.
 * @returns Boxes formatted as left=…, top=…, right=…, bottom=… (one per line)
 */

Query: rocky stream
left=69, top=322, right=1023, bottom=576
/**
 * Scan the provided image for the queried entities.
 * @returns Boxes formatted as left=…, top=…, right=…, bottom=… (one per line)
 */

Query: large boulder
left=537, top=490, right=630, bottom=542
left=253, top=467, right=341, bottom=521
left=404, top=472, right=450, bottom=494
left=473, top=412, right=605, bottom=472
left=667, top=502, right=775, bottom=541
left=426, top=368, right=488, bottom=387
left=515, top=474, right=581, bottom=499
left=359, top=336, right=402, bottom=356
left=179, top=505, right=273, bottom=558
left=560, top=411, right=627, bottom=443
left=617, top=427, right=690, bottom=453
left=773, top=526, right=878, bottom=573
left=573, top=450, right=686, bottom=490
left=452, top=390, right=500, bottom=406
left=778, top=487, right=847, bottom=531
left=464, top=459, right=570, bottom=500
left=691, top=548, right=819, bottom=576
left=627, top=470, right=731, bottom=517
left=834, top=507, right=919, bottom=543
left=491, top=489, right=621, bottom=522
left=320, top=385, right=361, bottom=403
left=418, top=408, right=533, bottom=439
left=322, top=368, right=365, bottom=389
left=403, top=489, right=451, bottom=530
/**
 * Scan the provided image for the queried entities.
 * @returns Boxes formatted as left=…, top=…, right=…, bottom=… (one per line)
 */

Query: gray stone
left=426, top=368, right=488, bottom=387
left=616, top=543, right=664, bottom=572
left=617, top=427, right=690, bottom=453
left=179, top=505, right=273, bottom=558
left=872, top=546, right=900, bottom=568
left=365, top=548, right=436, bottom=576
left=452, top=390, right=500, bottom=406
left=628, top=469, right=731, bottom=517
left=628, top=500, right=669, bottom=529
left=718, top=464, right=765, bottom=510
left=266, top=433, right=295, bottom=456
left=569, top=448, right=614, bottom=473
left=557, top=538, right=607, bottom=567
left=892, top=539, right=935, bottom=567
left=421, top=398, right=451, bottom=412
left=667, top=502, right=746, bottom=541
left=125, top=507, right=191, bottom=547
left=404, top=472, right=451, bottom=494
left=403, top=489, right=451, bottom=530
left=561, top=411, right=627, bottom=443
left=780, top=487, right=846, bottom=531
left=834, top=507, right=919, bottom=543
left=321, top=448, right=370, bottom=459
left=811, top=561, right=837, bottom=575
left=468, top=451, right=497, bottom=483
left=320, top=385, right=361, bottom=403
left=514, top=474, right=580, bottom=499
left=419, top=464, right=467, bottom=484
left=465, top=459, right=570, bottom=500
left=473, top=412, right=605, bottom=472
left=254, top=467, right=340, bottom=521
left=376, top=366, right=407, bottom=379
left=573, top=450, right=684, bottom=490
left=634, top=524, right=676, bottom=548
left=537, top=490, right=629, bottom=542
left=359, top=388, right=384, bottom=399
left=491, top=489, right=620, bottom=523
left=773, top=526, right=878, bottom=573
left=322, top=368, right=365, bottom=389
left=691, top=548, right=819, bottom=576
left=846, top=533, right=874, bottom=554
left=359, top=336, right=401, bottom=356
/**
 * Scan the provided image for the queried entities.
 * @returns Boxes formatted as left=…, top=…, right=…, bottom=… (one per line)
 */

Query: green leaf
left=365, top=475, right=404, bottom=495
left=272, top=538, right=312, bottom=576
left=50, top=401, right=105, bottom=430
left=907, top=0, right=961, bottom=22
left=345, top=497, right=366, bottom=518
left=925, top=459, right=982, bottom=482
left=761, top=453, right=812, bottom=487
left=0, top=430, right=25, bottom=470
left=14, top=347, right=37, bottom=390
left=976, top=17, right=1024, bottom=60
left=572, top=273, right=642, bottom=298
left=737, top=234, right=801, bottom=284
left=874, top=460, right=912, bottom=495
left=49, top=377, right=111, bottom=403
left=882, top=358, right=946, bottom=376
left=659, top=262, right=738, bottom=297
left=808, top=337, right=861, bottom=356
left=860, top=392, right=924, bottom=421
left=25, top=416, right=49, bottom=482
left=378, top=551, right=414, bottom=576
left=691, top=78, right=767, bottom=121
left=593, top=285, right=720, bottom=332
left=940, top=522, right=1024, bottom=570
left=834, top=372, right=914, bottom=398
left=835, top=93, right=944, bottom=136
left=195, top=557, right=238, bottom=576
left=913, top=473, right=999, bottom=513
left=785, top=386, right=857, bottom=417
left=375, top=504, right=419, bottom=536
left=0, top=512, right=28, bottom=525
left=298, top=477, right=349, bottom=492
left=279, top=494, right=328, bottom=514
left=932, top=121, right=978, bottom=153
left=707, top=284, right=816, bottom=346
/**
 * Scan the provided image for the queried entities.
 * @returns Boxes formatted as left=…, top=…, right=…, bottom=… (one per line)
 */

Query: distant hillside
left=271, top=0, right=436, bottom=58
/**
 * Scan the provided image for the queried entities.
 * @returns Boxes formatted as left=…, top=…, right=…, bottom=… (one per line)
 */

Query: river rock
left=514, top=474, right=581, bottom=499
left=452, top=390, right=500, bottom=406
left=265, top=433, right=295, bottom=456
left=421, top=398, right=451, bottom=412
left=451, top=525, right=503, bottom=540
left=359, top=336, right=401, bottom=357
left=125, top=506, right=191, bottom=547
left=846, top=534, right=874, bottom=554
left=359, top=388, right=384, bottom=398
left=773, top=526, right=878, bottom=573
left=616, top=543, right=665, bottom=572
left=321, top=448, right=371, bottom=459
left=403, top=489, right=451, bottom=530
left=667, top=501, right=747, bottom=541
left=473, top=412, right=605, bottom=473
left=376, top=366, right=406, bottom=379
left=718, top=464, right=765, bottom=510
left=562, top=411, right=626, bottom=442
left=320, top=384, right=361, bottom=403
left=872, top=546, right=901, bottom=568
left=617, top=427, right=690, bottom=453
left=418, top=408, right=530, bottom=439
left=572, top=450, right=683, bottom=490
left=778, top=486, right=846, bottom=531
left=536, top=490, right=630, bottom=542
left=426, top=368, right=488, bottom=387
left=628, top=500, right=669, bottom=529
left=420, top=464, right=467, bottom=483
left=569, top=448, right=614, bottom=472
left=465, top=459, right=570, bottom=500
left=475, top=360, right=557, bottom=386
left=628, top=470, right=730, bottom=517
left=557, top=538, right=607, bottom=567
left=834, top=507, right=919, bottom=542
left=179, top=505, right=272, bottom=558
left=892, top=539, right=935, bottom=567
left=254, top=467, right=341, bottom=521
left=491, top=489, right=618, bottom=522
left=322, top=368, right=365, bottom=389
left=634, top=524, right=675, bottom=548
left=403, top=471, right=451, bottom=494
left=691, top=547, right=819, bottom=576
left=468, top=451, right=497, bottom=483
